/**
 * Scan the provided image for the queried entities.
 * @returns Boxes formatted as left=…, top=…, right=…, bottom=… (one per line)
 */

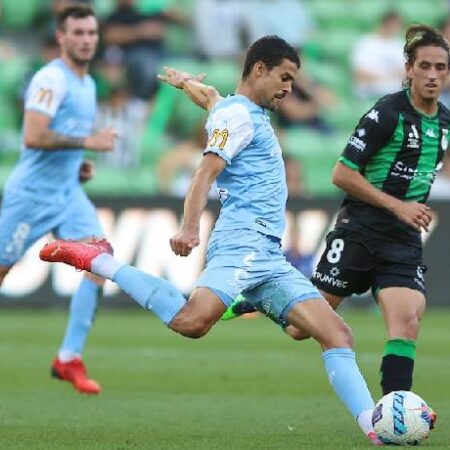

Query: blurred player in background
left=0, top=5, right=117, bottom=394
left=41, top=35, right=382, bottom=445
left=224, top=25, right=448, bottom=418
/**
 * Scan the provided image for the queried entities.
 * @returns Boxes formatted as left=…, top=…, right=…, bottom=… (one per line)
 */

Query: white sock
left=91, top=253, right=125, bottom=279
left=357, top=408, right=375, bottom=435
left=58, top=350, right=80, bottom=363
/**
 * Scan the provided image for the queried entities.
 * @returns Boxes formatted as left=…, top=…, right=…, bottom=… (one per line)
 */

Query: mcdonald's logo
left=208, top=128, right=229, bottom=150
left=34, top=88, right=53, bottom=107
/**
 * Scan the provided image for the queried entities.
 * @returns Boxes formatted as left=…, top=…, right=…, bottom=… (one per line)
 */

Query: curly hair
left=404, top=24, right=450, bottom=65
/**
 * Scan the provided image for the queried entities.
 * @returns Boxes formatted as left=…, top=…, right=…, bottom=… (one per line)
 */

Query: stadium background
left=1, top=0, right=450, bottom=308
left=1, top=2, right=450, bottom=450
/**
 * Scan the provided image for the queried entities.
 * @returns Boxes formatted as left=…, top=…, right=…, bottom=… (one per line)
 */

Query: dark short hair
left=404, top=24, right=450, bottom=66
left=56, top=5, right=96, bottom=30
left=242, top=35, right=300, bottom=79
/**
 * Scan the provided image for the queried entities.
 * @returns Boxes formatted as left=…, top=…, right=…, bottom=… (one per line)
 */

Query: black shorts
left=312, top=228, right=426, bottom=298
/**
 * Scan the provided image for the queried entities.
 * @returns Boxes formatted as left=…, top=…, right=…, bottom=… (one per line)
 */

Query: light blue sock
left=59, top=277, right=100, bottom=357
left=112, top=265, right=186, bottom=325
left=322, top=348, right=374, bottom=419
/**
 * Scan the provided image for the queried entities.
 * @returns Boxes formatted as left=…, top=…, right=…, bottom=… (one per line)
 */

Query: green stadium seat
left=164, top=24, right=195, bottom=55
left=85, top=166, right=160, bottom=196
left=137, top=0, right=174, bottom=14
left=283, top=128, right=325, bottom=159
left=282, top=128, right=345, bottom=196
left=396, top=0, right=448, bottom=26
left=203, top=61, right=240, bottom=96
left=351, top=0, right=391, bottom=30
left=0, top=56, right=30, bottom=99
left=1, top=0, right=40, bottom=29
left=93, top=0, right=115, bottom=18
left=304, top=58, right=350, bottom=96
left=312, top=28, right=360, bottom=65
left=307, top=0, right=352, bottom=29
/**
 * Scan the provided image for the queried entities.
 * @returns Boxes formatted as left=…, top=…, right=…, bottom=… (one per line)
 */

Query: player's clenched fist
left=84, top=127, right=118, bottom=152
left=170, top=229, right=200, bottom=257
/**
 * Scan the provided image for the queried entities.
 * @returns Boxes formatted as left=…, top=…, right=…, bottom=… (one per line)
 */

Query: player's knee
left=285, top=325, right=311, bottom=341
left=327, top=321, right=353, bottom=349
left=399, top=313, right=421, bottom=340
left=170, top=315, right=212, bottom=339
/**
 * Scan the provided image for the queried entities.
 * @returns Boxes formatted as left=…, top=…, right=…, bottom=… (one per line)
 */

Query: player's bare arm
left=170, top=153, right=225, bottom=257
left=24, top=110, right=117, bottom=152
left=332, top=162, right=432, bottom=232
left=158, top=66, right=222, bottom=111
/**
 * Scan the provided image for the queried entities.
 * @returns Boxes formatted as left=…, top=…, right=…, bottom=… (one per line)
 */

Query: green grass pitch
left=0, top=308, right=449, bottom=449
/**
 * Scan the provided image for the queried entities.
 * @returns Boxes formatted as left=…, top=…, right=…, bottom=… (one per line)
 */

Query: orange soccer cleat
left=39, top=238, right=113, bottom=271
left=51, top=357, right=101, bottom=395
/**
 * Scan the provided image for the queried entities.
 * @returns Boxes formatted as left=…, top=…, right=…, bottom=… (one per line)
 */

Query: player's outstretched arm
left=158, top=66, right=222, bottom=111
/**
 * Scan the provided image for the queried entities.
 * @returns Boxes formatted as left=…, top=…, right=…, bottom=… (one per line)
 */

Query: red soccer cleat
left=51, top=357, right=101, bottom=395
left=39, top=238, right=113, bottom=271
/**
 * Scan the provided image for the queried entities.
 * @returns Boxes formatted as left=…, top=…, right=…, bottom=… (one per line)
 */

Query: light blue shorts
left=196, top=229, right=321, bottom=325
left=0, top=187, right=103, bottom=265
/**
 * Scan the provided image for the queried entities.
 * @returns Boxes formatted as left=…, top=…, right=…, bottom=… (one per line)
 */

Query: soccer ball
left=372, top=390, right=433, bottom=445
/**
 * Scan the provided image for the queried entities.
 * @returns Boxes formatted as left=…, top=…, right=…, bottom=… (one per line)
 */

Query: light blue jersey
left=196, top=94, right=321, bottom=323
left=0, top=59, right=102, bottom=265
left=204, top=95, right=287, bottom=240
left=5, top=58, right=96, bottom=202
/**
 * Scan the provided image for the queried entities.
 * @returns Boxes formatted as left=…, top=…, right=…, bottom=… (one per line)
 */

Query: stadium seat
left=165, top=24, right=195, bottom=55
left=283, top=128, right=344, bottom=196
left=85, top=166, right=160, bottom=196
left=93, top=0, right=115, bottom=18
left=304, top=58, right=350, bottom=96
left=0, top=56, right=29, bottom=99
left=312, top=28, right=360, bottom=65
left=307, top=0, right=352, bottom=29
left=203, top=61, right=240, bottom=96
left=283, top=128, right=325, bottom=159
left=1, top=0, right=40, bottom=29
left=396, top=0, right=448, bottom=26
left=137, top=0, right=173, bottom=14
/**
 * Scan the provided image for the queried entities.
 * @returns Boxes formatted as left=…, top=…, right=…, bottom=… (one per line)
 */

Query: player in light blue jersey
left=0, top=6, right=117, bottom=394
left=40, top=36, right=381, bottom=444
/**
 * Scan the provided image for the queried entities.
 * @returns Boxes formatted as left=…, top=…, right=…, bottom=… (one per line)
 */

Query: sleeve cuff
left=339, top=156, right=360, bottom=170
left=203, top=148, right=231, bottom=165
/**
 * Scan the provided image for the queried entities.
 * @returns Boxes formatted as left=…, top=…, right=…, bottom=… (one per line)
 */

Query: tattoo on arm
left=30, top=129, right=85, bottom=150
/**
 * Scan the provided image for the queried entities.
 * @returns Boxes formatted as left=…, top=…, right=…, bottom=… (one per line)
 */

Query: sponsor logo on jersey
left=311, top=270, right=348, bottom=288
left=366, top=109, right=379, bottom=123
left=407, top=124, right=420, bottom=149
left=356, top=128, right=365, bottom=137
left=217, top=187, right=228, bottom=201
left=348, top=135, right=366, bottom=152
left=330, top=266, right=340, bottom=277
left=391, top=161, right=435, bottom=182
left=34, top=88, right=53, bottom=107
